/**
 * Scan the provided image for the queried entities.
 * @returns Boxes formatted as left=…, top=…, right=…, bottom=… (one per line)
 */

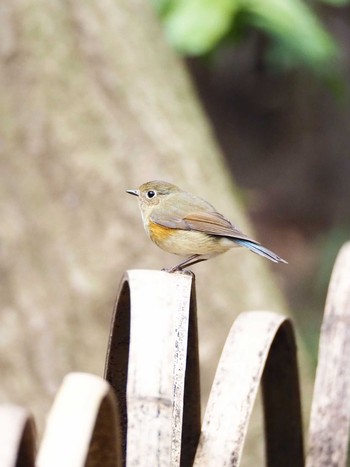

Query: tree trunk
left=0, top=0, right=303, bottom=447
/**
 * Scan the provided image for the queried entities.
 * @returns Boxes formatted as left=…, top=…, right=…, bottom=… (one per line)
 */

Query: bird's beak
left=126, top=189, right=139, bottom=197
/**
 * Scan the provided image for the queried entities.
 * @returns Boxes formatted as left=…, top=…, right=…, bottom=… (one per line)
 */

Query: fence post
left=2, top=241, right=350, bottom=465
left=37, top=373, right=121, bottom=467
left=306, top=242, right=350, bottom=467
left=104, top=270, right=200, bottom=466
left=193, top=311, right=304, bottom=467
left=0, top=404, right=36, bottom=467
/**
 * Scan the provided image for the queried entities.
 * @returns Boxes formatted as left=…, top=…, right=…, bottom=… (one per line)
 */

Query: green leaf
left=245, top=0, right=338, bottom=71
left=153, top=0, right=340, bottom=73
left=160, top=0, right=240, bottom=55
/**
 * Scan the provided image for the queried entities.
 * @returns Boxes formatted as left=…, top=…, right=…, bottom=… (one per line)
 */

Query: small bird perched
left=127, top=181, right=287, bottom=272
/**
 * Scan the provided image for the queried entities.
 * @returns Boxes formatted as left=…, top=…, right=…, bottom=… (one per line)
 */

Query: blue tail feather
left=234, top=239, right=287, bottom=264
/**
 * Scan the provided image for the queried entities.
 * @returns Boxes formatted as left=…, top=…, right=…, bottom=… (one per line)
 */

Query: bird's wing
left=151, top=209, right=258, bottom=243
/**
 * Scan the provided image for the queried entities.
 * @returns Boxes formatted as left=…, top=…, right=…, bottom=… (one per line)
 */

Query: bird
left=127, top=180, right=287, bottom=272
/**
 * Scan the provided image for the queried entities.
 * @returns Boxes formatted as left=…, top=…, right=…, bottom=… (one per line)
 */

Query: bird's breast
left=148, top=221, right=174, bottom=244
left=147, top=220, right=233, bottom=256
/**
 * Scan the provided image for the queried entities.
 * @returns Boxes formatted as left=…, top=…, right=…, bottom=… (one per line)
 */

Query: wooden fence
left=1, top=242, right=350, bottom=466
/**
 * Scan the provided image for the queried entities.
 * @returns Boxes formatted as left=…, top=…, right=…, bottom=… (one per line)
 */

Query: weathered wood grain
left=104, top=270, right=200, bottom=467
left=306, top=242, right=350, bottom=467
left=194, top=311, right=304, bottom=467
left=37, top=373, right=121, bottom=467
left=0, top=404, right=36, bottom=467
left=4, top=240, right=350, bottom=466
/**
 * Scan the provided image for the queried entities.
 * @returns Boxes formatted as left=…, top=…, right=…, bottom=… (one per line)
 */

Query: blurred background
left=153, top=0, right=350, bottom=362
left=0, top=0, right=349, bottom=462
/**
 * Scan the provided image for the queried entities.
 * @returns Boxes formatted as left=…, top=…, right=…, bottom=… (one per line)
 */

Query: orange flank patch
left=149, top=221, right=174, bottom=245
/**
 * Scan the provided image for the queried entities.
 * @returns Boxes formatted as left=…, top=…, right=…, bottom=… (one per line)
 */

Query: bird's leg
left=163, top=255, right=207, bottom=273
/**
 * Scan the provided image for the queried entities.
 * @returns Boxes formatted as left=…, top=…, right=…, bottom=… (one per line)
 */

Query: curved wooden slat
left=306, top=242, right=350, bottom=467
left=193, top=311, right=304, bottom=467
left=0, top=404, right=36, bottom=467
left=261, top=319, right=304, bottom=467
left=104, top=276, right=130, bottom=462
left=104, top=270, right=200, bottom=467
left=37, top=372, right=121, bottom=467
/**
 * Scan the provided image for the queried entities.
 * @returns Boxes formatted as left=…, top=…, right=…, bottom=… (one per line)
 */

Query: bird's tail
left=234, top=239, right=287, bottom=264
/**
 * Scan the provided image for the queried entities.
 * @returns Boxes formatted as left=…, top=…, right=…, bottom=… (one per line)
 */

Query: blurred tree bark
left=0, top=0, right=307, bottom=450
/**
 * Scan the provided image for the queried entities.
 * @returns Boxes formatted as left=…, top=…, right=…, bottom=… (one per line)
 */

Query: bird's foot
left=161, top=267, right=192, bottom=275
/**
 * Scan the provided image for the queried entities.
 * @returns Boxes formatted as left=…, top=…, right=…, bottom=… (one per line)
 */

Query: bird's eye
left=146, top=190, right=156, bottom=199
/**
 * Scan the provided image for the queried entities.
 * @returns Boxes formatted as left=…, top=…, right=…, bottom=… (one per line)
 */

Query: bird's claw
left=161, top=267, right=193, bottom=275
